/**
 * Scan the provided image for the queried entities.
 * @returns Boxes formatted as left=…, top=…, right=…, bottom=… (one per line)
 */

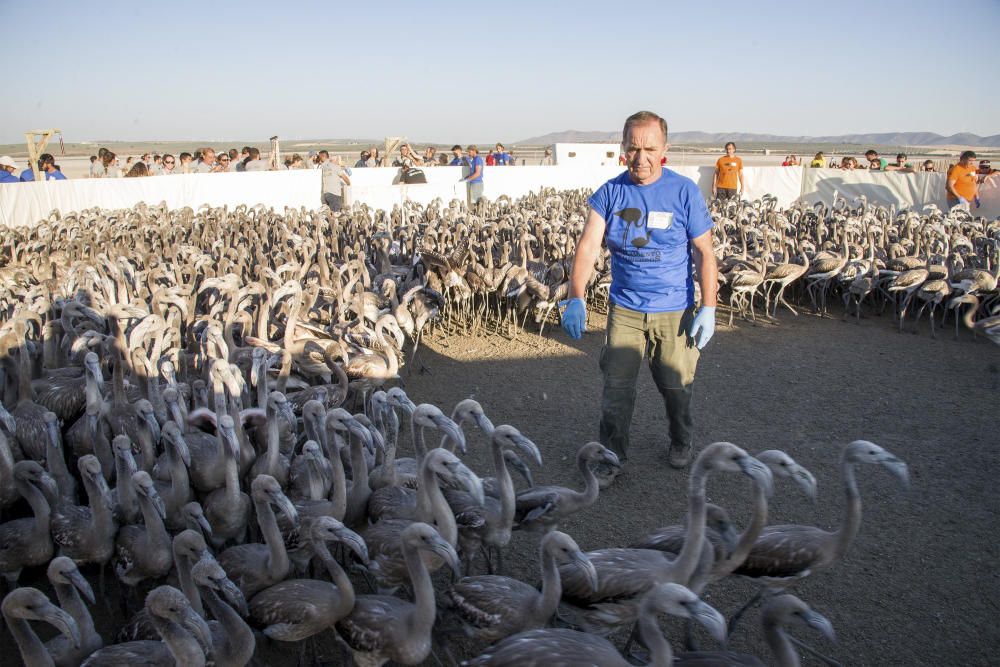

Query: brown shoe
left=667, top=442, right=692, bottom=469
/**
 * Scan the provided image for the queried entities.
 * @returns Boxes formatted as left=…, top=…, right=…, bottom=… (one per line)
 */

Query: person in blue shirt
left=561, top=110, right=718, bottom=477
left=493, top=143, right=512, bottom=166
left=463, top=145, right=485, bottom=204
left=0, top=156, right=21, bottom=183
left=20, top=153, right=68, bottom=181
left=449, top=144, right=468, bottom=167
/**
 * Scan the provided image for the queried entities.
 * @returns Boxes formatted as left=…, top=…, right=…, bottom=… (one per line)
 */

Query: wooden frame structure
left=25, top=129, right=62, bottom=181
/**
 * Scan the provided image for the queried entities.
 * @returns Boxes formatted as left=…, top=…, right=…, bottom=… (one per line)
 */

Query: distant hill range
left=518, top=130, right=1000, bottom=148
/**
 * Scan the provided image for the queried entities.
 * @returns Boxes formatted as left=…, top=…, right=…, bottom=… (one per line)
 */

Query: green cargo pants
left=598, top=303, right=700, bottom=460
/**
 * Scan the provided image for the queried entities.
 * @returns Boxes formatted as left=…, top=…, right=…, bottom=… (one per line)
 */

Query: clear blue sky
left=2, top=0, right=997, bottom=144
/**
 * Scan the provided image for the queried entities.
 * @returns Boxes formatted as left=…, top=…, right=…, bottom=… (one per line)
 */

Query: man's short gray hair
left=623, top=111, right=668, bottom=144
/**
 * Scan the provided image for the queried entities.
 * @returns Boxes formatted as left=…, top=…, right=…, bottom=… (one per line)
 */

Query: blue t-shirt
left=0, top=171, right=20, bottom=184
left=466, top=155, right=485, bottom=183
left=494, top=151, right=512, bottom=165
left=20, top=169, right=66, bottom=182
left=449, top=156, right=469, bottom=167
left=589, top=168, right=714, bottom=313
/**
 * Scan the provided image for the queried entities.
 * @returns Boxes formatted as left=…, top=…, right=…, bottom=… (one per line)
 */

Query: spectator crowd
left=0, top=140, right=540, bottom=183
left=780, top=148, right=998, bottom=179
left=2, top=140, right=994, bottom=212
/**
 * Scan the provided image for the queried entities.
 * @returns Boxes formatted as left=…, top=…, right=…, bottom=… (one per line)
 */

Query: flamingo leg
left=788, top=636, right=844, bottom=667
left=727, top=587, right=765, bottom=638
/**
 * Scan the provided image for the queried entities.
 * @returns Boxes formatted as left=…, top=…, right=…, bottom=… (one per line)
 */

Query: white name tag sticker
left=648, top=211, right=674, bottom=230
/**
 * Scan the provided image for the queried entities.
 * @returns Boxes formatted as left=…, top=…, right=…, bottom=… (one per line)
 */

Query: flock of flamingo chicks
left=1, top=186, right=989, bottom=665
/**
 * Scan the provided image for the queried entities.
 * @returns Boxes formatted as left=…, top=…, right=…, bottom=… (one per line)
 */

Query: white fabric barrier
left=344, top=166, right=467, bottom=211
left=799, top=168, right=1000, bottom=218
left=481, top=166, right=625, bottom=201
left=0, top=170, right=323, bottom=228
left=3, top=163, right=997, bottom=229
left=478, top=165, right=804, bottom=210
left=799, top=168, right=948, bottom=212
left=745, top=166, right=804, bottom=207
left=347, top=166, right=464, bottom=188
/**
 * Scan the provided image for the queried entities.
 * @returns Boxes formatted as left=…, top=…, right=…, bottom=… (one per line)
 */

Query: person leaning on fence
left=322, top=155, right=351, bottom=212
left=0, top=156, right=20, bottom=183
left=839, top=156, right=858, bottom=170
left=864, top=149, right=887, bottom=171
left=90, top=148, right=107, bottom=177
left=946, top=150, right=980, bottom=209
left=493, top=143, right=512, bottom=166
left=463, top=145, right=485, bottom=204
left=243, top=147, right=268, bottom=172
left=921, top=160, right=935, bottom=172
left=540, top=147, right=554, bottom=166
left=192, top=148, right=216, bottom=173
left=20, top=153, right=67, bottom=182
left=234, top=147, right=250, bottom=172
left=713, top=142, right=743, bottom=200
left=396, top=143, right=422, bottom=168
left=217, top=151, right=234, bottom=172
left=449, top=145, right=468, bottom=168
left=159, top=154, right=176, bottom=175
left=977, top=159, right=999, bottom=183
left=885, top=153, right=913, bottom=173
left=561, top=110, right=718, bottom=481
left=809, top=152, right=825, bottom=168
left=125, top=162, right=149, bottom=178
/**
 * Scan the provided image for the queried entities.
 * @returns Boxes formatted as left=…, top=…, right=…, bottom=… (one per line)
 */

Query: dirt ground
left=397, top=304, right=999, bottom=666
left=3, top=304, right=997, bottom=665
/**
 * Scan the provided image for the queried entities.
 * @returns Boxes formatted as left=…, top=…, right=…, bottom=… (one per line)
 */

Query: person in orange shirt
left=713, top=142, right=743, bottom=200
left=946, top=150, right=980, bottom=209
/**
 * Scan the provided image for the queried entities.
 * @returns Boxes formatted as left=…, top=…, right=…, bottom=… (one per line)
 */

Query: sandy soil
left=396, top=304, right=999, bottom=666
left=3, top=304, right=996, bottom=665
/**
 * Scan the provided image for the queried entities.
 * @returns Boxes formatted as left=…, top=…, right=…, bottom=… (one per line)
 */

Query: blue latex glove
left=974, top=196, right=981, bottom=208
left=689, top=306, right=716, bottom=350
left=956, top=197, right=969, bottom=206
left=559, top=298, right=586, bottom=339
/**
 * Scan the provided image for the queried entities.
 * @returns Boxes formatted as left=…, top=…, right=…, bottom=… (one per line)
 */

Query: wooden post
left=25, top=129, right=60, bottom=182
left=269, top=136, right=280, bottom=170
left=384, top=137, right=403, bottom=167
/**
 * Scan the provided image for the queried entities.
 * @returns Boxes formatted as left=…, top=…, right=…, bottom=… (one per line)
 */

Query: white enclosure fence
left=2, top=165, right=999, bottom=228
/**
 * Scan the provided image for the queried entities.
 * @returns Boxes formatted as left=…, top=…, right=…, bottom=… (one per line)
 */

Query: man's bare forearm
left=694, top=247, right=718, bottom=308
left=570, top=240, right=600, bottom=300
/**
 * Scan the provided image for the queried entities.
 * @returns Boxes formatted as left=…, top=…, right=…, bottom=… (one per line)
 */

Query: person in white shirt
left=322, top=155, right=351, bottom=211
left=244, top=147, right=269, bottom=172
left=192, top=148, right=217, bottom=173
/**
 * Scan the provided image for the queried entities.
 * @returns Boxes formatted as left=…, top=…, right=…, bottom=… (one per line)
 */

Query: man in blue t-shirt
left=448, top=144, right=468, bottom=168
left=562, top=110, right=718, bottom=475
left=20, top=153, right=68, bottom=181
left=463, top=145, right=485, bottom=205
